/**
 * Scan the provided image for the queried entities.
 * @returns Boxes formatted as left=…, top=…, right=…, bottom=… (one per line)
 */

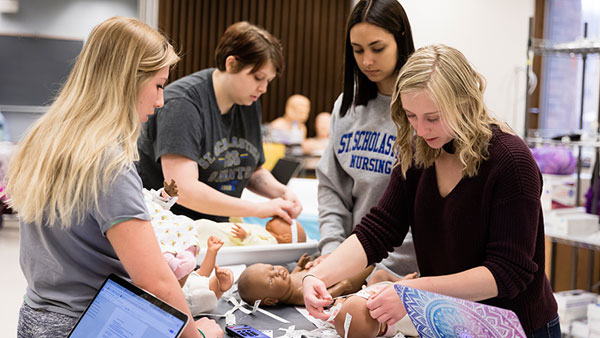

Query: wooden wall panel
left=158, top=0, right=351, bottom=136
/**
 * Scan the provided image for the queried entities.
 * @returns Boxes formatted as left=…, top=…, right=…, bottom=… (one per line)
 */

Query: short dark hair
left=340, top=0, right=414, bottom=117
left=215, top=21, right=284, bottom=76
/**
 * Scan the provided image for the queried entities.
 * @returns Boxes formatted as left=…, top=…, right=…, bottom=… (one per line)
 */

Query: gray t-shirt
left=20, top=166, right=150, bottom=318
left=137, top=68, right=265, bottom=222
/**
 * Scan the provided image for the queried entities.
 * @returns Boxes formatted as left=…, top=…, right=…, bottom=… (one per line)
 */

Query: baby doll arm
left=292, top=253, right=311, bottom=274
left=196, top=236, right=223, bottom=277
left=163, top=179, right=179, bottom=197
left=149, top=180, right=179, bottom=210
left=230, top=223, right=249, bottom=241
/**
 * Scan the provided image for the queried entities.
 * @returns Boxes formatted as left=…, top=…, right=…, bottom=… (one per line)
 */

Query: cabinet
left=524, top=19, right=600, bottom=293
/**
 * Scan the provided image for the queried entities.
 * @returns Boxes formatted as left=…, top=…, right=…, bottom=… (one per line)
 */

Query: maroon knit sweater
left=353, top=127, right=557, bottom=334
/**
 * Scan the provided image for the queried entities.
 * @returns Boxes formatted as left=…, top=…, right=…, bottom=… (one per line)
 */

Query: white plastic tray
left=196, top=240, right=318, bottom=266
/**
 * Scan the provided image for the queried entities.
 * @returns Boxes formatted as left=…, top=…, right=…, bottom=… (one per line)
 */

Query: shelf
left=526, top=137, right=600, bottom=148
left=531, top=38, right=600, bottom=55
left=546, top=228, right=600, bottom=251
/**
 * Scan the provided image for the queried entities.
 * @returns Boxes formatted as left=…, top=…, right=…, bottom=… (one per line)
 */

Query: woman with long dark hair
left=310, top=0, right=418, bottom=279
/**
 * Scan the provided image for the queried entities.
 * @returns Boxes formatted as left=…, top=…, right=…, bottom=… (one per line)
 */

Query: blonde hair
left=391, top=44, right=511, bottom=178
left=6, top=16, right=179, bottom=228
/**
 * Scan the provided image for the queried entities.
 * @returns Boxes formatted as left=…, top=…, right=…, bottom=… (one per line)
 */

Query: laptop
left=68, top=274, right=188, bottom=338
left=395, top=285, right=527, bottom=338
left=271, top=157, right=303, bottom=184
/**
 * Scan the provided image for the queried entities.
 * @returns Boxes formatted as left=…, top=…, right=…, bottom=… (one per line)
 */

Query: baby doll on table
left=237, top=249, right=419, bottom=337
left=195, top=215, right=307, bottom=247
left=237, top=253, right=374, bottom=306
left=144, top=180, right=234, bottom=314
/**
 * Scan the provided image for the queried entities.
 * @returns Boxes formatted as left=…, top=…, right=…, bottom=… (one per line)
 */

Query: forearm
left=397, top=266, right=498, bottom=302
left=138, top=272, right=202, bottom=338
left=310, top=234, right=368, bottom=287
left=246, top=167, right=287, bottom=199
left=176, top=180, right=259, bottom=218
left=161, top=154, right=260, bottom=218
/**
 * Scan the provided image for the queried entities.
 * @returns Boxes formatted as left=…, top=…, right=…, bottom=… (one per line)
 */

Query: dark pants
left=527, top=315, right=561, bottom=338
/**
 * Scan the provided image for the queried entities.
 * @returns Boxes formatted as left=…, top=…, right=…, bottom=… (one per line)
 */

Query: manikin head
left=237, top=263, right=292, bottom=306
left=284, top=94, right=310, bottom=124
left=265, top=216, right=306, bottom=243
left=314, top=112, right=331, bottom=139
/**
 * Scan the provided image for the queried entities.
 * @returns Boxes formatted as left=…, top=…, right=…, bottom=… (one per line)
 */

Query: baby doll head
left=265, top=216, right=306, bottom=243
left=237, top=263, right=293, bottom=306
left=334, top=295, right=383, bottom=338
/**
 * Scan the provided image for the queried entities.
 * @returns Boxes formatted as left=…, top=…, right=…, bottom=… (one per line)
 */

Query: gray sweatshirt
left=317, top=93, right=418, bottom=276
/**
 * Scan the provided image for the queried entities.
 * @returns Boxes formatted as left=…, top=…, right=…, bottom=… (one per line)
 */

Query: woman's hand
left=195, top=317, right=223, bottom=338
left=304, top=253, right=330, bottom=270
left=282, top=188, right=302, bottom=219
left=302, top=275, right=334, bottom=321
left=366, top=282, right=407, bottom=326
left=255, top=198, right=296, bottom=223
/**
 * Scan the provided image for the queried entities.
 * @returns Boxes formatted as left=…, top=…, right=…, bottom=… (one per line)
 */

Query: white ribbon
left=152, top=188, right=178, bottom=210
left=291, top=219, right=298, bottom=243
left=228, top=297, right=290, bottom=324
left=228, top=297, right=251, bottom=315
left=343, top=313, right=352, bottom=338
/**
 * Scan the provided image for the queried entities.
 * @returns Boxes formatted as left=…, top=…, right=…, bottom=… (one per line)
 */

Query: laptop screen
left=69, top=274, right=188, bottom=338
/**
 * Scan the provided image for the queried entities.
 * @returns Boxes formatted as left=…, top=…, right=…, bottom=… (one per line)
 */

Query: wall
left=0, top=0, right=137, bottom=142
left=0, top=0, right=535, bottom=140
left=402, top=0, right=534, bottom=135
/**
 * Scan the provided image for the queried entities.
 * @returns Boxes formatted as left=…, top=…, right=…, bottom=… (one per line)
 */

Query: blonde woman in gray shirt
left=8, top=17, right=221, bottom=338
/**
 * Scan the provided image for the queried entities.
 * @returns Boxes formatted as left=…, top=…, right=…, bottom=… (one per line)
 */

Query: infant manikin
left=144, top=180, right=234, bottom=315
left=143, top=180, right=199, bottom=280
left=196, top=216, right=306, bottom=247
left=237, top=253, right=374, bottom=306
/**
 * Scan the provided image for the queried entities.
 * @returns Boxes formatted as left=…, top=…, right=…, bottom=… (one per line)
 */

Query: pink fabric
left=163, top=246, right=198, bottom=280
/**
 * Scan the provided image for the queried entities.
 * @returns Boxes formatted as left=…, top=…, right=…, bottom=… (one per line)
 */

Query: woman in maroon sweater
left=303, top=44, right=560, bottom=337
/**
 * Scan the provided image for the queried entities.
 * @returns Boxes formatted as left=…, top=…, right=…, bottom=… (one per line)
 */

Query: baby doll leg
left=182, top=271, right=218, bottom=316
left=207, top=265, right=234, bottom=299
left=215, top=266, right=234, bottom=293
left=165, top=247, right=198, bottom=284
left=163, top=251, right=195, bottom=287
left=368, top=269, right=400, bottom=285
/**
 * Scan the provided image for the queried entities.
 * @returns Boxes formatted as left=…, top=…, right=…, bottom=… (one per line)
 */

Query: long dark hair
left=339, top=0, right=414, bottom=117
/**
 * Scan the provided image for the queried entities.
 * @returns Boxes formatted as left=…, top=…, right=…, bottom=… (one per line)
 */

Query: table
left=208, top=294, right=316, bottom=337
